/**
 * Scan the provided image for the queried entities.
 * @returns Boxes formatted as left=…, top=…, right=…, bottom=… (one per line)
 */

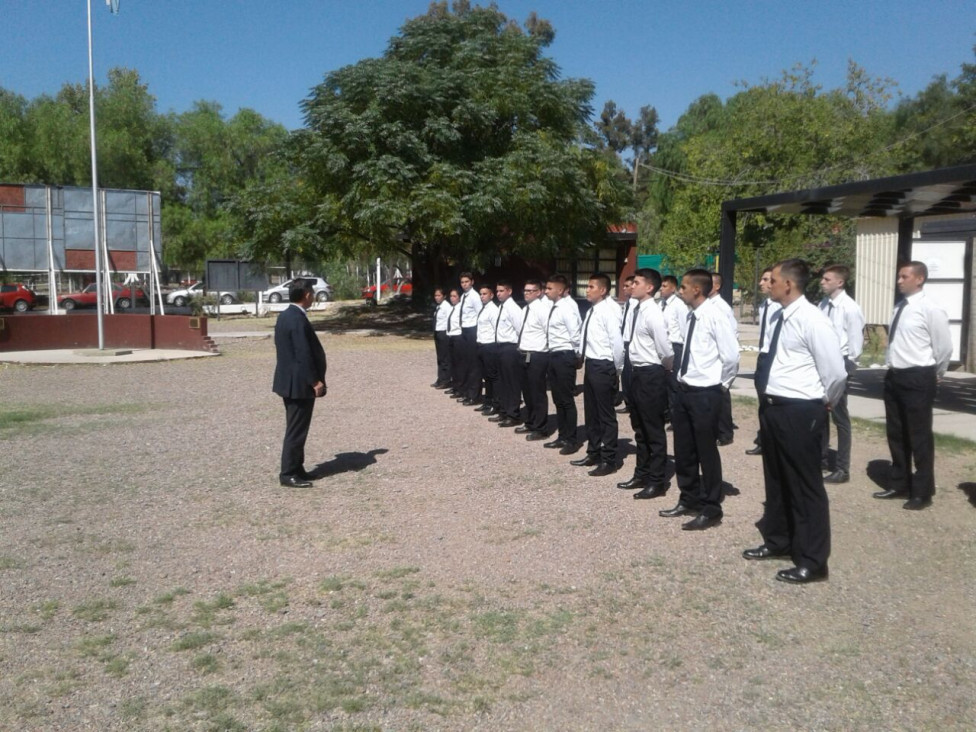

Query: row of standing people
left=430, top=259, right=952, bottom=584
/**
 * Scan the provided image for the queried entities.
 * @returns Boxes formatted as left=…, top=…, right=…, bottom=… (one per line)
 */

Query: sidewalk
left=0, top=348, right=217, bottom=365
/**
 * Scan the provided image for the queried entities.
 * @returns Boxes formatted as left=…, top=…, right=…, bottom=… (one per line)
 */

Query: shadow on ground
left=312, top=449, right=389, bottom=478
left=958, top=482, right=976, bottom=508
left=866, top=459, right=891, bottom=489
left=311, top=301, right=429, bottom=338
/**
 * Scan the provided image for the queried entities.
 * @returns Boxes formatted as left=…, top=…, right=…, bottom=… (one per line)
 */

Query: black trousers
left=884, top=366, right=937, bottom=500
left=758, top=397, right=830, bottom=572
left=583, top=359, right=618, bottom=464
left=280, top=397, right=315, bottom=479
left=619, top=346, right=632, bottom=404
left=667, top=342, right=683, bottom=414
left=672, top=384, right=723, bottom=518
left=548, top=350, right=578, bottom=442
left=448, top=335, right=463, bottom=389
left=478, top=343, right=499, bottom=408
left=718, top=385, right=734, bottom=442
left=627, top=365, right=669, bottom=484
left=460, top=326, right=479, bottom=399
left=497, top=343, right=522, bottom=420
left=434, top=331, right=451, bottom=385
left=521, top=351, right=550, bottom=432
left=752, top=351, right=771, bottom=447
left=821, top=358, right=857, bottom=472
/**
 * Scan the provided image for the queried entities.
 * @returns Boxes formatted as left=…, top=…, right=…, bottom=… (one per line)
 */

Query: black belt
left=764, top=395, right=823, bottom=406
left=677, top=382, right=720, bottom=393
left=632, top=363, right=665, bottom=370
left=888, top=364, right=936, bottom=374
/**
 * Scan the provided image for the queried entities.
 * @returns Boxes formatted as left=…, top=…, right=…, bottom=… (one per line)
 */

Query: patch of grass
left=373, top=566, right=421, bottom=580
left=109, top=576, right=136, bottom=588
left=118, top=696, right=148, bottom=720
left=0, top=403, right=148, bottom=437
left=236, top=579, right=290, bottom=613
left=154, top=587, right=191, bottom=605
left=75, top=634, right=116, bottom=658
left=0, top=555, right=24, bottom=570
left=104, top=656, right=130, bottom=678
left=71, top=598, right=120, bottom=622
left=170, top=631, right=220, bottom=652
left=191, top=653, right=220, bottom=674
left=191, top=594, right=236, bottom=628
left=0, top=622, right=41, bottom=633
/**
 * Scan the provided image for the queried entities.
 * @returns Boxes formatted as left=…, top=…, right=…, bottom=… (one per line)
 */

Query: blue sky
left=2, top=1, right=974, bottom=133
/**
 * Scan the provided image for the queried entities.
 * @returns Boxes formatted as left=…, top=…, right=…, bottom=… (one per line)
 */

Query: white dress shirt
left=494, top=298, right=522, bottom=344
left=664, top=293, right=690, bottom=344
left=678, top=297, right=739, bottom=389
left=621, top=297, right=640, bottom=342
left=434, top=300, right=451, bottom=332
left=628, top=298, right=674, bottom=368
left=758, top=299, right=783, bottom=353
left=476, top=300, right=499, bottom=344
left=766, top=296, right=848, bottom=407
left=709, top=293, right=739, bottom=338
left=819, top=289, right=865, bottom=361
left=446, top=303, right=462, bottom=337
left=578, top=297, right=624, bottom=369
left=458, top=288, right=480, bottom=328
left=547, top=295, right=582, bottom=352
left=885, top=290, right=953, bottom=376
left=518, top=296, right=553, bottom=352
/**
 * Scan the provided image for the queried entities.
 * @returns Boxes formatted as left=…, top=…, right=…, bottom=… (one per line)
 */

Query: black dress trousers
left=548, top=350, right=579, bottom=442
left=671, top=384, right=723, bottom=518
left=461, top=326, right=480, bottom=399
left=280, top=397, right=315, bottom=480
left=583, top=359, right=618, bottom=464
left=758, top=397, right=830, bottom=572
left=884, top=365, right=937, bottom=499
left=479, top=343, right=500, bottom=407
left=448, top=335, right=463, bottom=389
left=434, top=331, right=451, bottom=385
left=497, top=343, right=522, bottom=420
left=627, top=364, right=669, bottom=484
left=521, top=351, right=550, bottom=432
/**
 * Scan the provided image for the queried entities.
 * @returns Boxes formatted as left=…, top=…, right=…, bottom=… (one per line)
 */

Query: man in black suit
left=273, top=279, right=327, bottom=487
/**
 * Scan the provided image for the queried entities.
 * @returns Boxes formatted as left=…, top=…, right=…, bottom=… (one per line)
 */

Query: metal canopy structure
left=716, top=164, right=976, bottom=302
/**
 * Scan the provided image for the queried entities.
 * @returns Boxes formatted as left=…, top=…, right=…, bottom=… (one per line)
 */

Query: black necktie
left=756, top=313, right=784, bottom=393
left=889, top=299, right=907, bottom=343
left=758, top=301, right=768, bottom=350
left=449, top=304, right=458, bottom=330
left=580, top=308, right=593, bottom=358
left=626, top=302, right=641, bottom=352
left=493, top=301, right=504, bottom=343
left=545, top=302, right=557, bottom=350
left=517, top=304, right=530, bottom=347
left=621, top=300, right=630, bottom=334
left=661, top=297, right=668, bottom=312
left=678, top=312, right=696, bottom=376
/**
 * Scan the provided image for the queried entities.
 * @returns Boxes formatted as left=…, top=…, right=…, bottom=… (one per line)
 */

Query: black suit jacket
left=272, top=304, right=327, bottom=399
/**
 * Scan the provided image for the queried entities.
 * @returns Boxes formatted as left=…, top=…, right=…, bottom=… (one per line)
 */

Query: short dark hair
left=624, top=274, right=636, bottom=284
left=900, top=260, right=928, bottom=282
left=289, top=278, right=314, bottom=303
left=449, top=287, right=460, bottom=297
left=478, top=284, right=494, bottom=294
left=525, top=279, right=545, bottom=291
left=823, top=264, right=850, bottom=284
left=459, top=271, right=474, bottom=281
left=589, top=273, right=611, bottom=294
left=662, top=275, right=678, bottom=287
left=433, top=286, right=445, bottom=297
left=776, top=258, right=811, bottom=291
left=547, top=273, right=569, bottom=288
left=761, top=266, right=773, bottom=276
left=634, top=267, right=662, bottom=293
left=683, top=269, right=712, bottom=297
left=496, top=279, right=513, bottom=291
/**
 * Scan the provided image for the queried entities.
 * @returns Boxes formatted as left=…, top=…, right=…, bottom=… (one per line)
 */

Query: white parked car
left=263, top=277, right=332, bottom=303
left=166, top=282, right=237, bottom=306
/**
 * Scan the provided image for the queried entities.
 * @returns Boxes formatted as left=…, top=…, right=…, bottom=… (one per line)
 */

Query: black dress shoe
left=776, top=566, right=828, bottom=584
left=634, top=485, right=668, bottom=500
left=497, top=418, right=522, bottom=428
left=482, top=407, right=498, bottom=416
left=717, top=437, right=733, bottom=447
left=873, top=488, right=907, bottom=500
left=570, top=455, right=600, bottom=467
left=280, top=475, right=312, bottom=488
left=682, top=513, right=721, bottom=531
left=488, top=414, right=506, bottom=423
left=543, top=438, right=567, bottom=449
left=514, top=425, right=533, bottom=434
left=588, top=462, right=618, bottom=477
left=297, top=469, right=317, bottom=481
left=903, top=497, right=933, bottom=510
left=659, top=503, right=694, bottom=518
left=742, top=544, right=790, bottom=560
left=616, top=476, right=648, bottom=490
left=745, top=445, right=763, bottom=456
left=823, top=469, right=849, bottom=484
left=558, top=442, right=583, bottom=455
left=525, top=431, right=549, bottom=441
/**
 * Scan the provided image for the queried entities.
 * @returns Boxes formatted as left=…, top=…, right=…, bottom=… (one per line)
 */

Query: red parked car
left=362, top=278, right=413, bottom=302
left=0, top=283, right=41, bottom=312
left=58, top=283, right=148, bottom=311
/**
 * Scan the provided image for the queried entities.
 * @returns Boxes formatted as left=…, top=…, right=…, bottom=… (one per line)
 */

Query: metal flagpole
left=87, top=0, right=105, bottom=347
left=46, top=187, right=59, bottom=315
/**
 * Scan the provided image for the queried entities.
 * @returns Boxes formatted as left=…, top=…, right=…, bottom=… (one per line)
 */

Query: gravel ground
left=1, top=312, right=974, bottom=731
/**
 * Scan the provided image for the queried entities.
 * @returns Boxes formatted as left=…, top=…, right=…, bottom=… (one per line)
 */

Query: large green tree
left=297, top=1, right=629, bottom=297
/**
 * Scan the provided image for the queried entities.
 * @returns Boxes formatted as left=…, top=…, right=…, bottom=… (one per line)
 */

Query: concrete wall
left=0, top=314, right=215, bottom=353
